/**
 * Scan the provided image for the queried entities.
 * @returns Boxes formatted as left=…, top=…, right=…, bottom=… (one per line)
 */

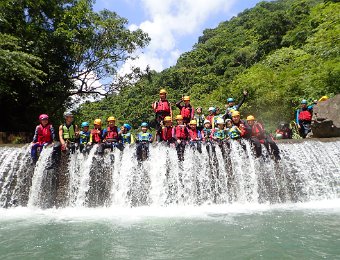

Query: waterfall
left=0, top=140, right=339, bottom=209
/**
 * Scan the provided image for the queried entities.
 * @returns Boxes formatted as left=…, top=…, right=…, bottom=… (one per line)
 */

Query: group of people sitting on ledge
left=31, top=89, right=329, bottom=163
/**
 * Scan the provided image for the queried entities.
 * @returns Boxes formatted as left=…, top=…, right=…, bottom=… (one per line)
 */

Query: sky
left=93, top=0, right=264, bottom=74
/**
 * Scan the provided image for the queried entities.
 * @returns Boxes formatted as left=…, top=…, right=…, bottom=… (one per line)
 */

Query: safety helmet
left=63, top=111, right=73, bottom=118
left=227, top=98, right=234, bottom=103
left=81, top=122, right=89, bottom=128
left=107, top=116, right=115, bottom=122
left=183, top=96, right=190, bottom=101
left=226, top=118, right=232, bottom=122
left=123, top=123, right=132, bottom=131
left=318, top=96, right=329, bottom=102
left=141, top=122, right=148, bottom=127
left=175, top=115, right=183, bottom=120
left=231, top=111, right=240, bottom=117
left=164, top=116, right=172, bottom=122
left=159, top=89, right=167, bottom=94
left=247, top=115, right=255, bottom=121
left=301, top=99, right=308, bottom=104
left=94, top=119, right=102, bottom=125
left=204, top=120, right=211, bottom=125
left=189, top=120, right=197, bottom=125
left=216, top=118, right=225, bottom=125
left=39, top=114, right=49, bottom=121
left=208, top=107, right=216, bottom=112
left=276, top=133, right=283, bottom=140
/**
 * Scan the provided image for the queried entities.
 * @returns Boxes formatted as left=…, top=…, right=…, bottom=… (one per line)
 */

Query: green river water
left=1, top=202, right=340, bottom=260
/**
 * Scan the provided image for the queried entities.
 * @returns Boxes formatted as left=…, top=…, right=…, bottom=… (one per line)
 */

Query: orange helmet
left=183, top=96, right=190, bottom=101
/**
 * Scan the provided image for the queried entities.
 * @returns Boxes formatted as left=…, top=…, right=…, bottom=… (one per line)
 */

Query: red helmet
left=39, top=114, right=49, bottom=121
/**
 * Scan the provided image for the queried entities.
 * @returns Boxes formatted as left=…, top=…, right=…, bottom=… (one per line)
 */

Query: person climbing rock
left=136, top=122, right=153, bottom=161
left=59, top=111, right=78, bottom=153
left=247, top=115, right=280, bottom=160
left=275, top=122, right=292, bottom=139
left=172, top=115, right=189, bottom=161
left=102, top=116, right=123, bottom=152
left=176, top=96, right=194, bottom=125
left=152, top=89, right=172, bottom=139
left=194, top=107, right=205, bottom=131
left=157, top=116, right=174, bottom=144
left=224, top=90, right=248, bottom=119
left=79, top=122, right=91, bottom=153
left=119, top=123, right=134, bottom=145
left=188, top=120, right=202, bottom=153
left=31, top=114, right=55, bottom=163
left=296, top=99, right=312, bottom=138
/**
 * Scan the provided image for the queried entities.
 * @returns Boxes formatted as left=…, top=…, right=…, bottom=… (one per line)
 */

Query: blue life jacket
left=79, top=130, right=90, bottom=144
left=137, top=132, right=152, bottom=142
left=121, top=132, right=131, bottom=144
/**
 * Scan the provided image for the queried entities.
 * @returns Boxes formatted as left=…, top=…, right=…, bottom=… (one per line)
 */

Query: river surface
left=1, top=200, right=340, bottom=259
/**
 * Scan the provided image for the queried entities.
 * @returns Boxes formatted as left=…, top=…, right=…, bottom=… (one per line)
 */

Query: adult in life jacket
left=102, top=116, right=123, bottom=152
left=275, top=122, right=292, bottom=140
left=296, top=99, right=313, bottom=138
left=176, top=96, right=194, bottom=125
left=157, top=116, right=174, bottom=145
left=231, top=110, right=262, bottom=157
left=31, top=114, right=55, bottom=163
left=79, top=122, right=91, bottom=154
left=188, top=120, right=202, bottom=153
left=224, top=90, right=248, bottom=120
left=194, top=107, right=205, bottom=131
left=172, top=115, right=189, bottom=161
left=59, top=111, right=78, bottom=153
left=152, top=89, right=172, bottom=133
left=206, top=107, right=216, bottom=129
left=119, top=123, right=134, bottom=145
left=136, top=122, right=153, bottom=161
left=247, top=115, right=280, bottom=160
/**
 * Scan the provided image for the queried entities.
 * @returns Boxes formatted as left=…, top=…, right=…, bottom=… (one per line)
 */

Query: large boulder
left=312, top=94, right=340, bottom=138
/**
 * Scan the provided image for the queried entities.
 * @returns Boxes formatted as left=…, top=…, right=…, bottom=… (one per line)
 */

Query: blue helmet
left=227, top=98, right=234, bottom=103
left=81, top=122, right=89, bottom=128
left=141, top=122, right=148, bottom=127
left=123, top=123, right=132, bottom=131
left=301, top=99, right=308, bottom=104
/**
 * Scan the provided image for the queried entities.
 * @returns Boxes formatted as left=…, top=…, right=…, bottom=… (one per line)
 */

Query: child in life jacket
left=176, top=96, right=194, bottom=125
left=119, top=123, right=134, bottom=145
left=172, top=115, right=189, bottom=161
left=212, top=118, right=229, bottom=142
left=188, top=119, right=202, bottom=153
left=31, top=114, right=55, bottom=163
left=226, top=119, right=241, bottom=140
left=157, top=116, right=174, bottom=144
left=102, top=116, right=123, bottom=151
left=194, top=107, right=205, bottom=131
left=79, top=122, right=91, bottom=153
left=136, top=122, right=153, bottom=161
left=201, top=120, right=213, bottom=142
left=59, top=111, right=78, bottom=152
left=275, top=122, right=292, bottom=139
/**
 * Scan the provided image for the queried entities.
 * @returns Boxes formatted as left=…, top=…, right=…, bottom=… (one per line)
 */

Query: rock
left=312, top=94, right=340, bottom=138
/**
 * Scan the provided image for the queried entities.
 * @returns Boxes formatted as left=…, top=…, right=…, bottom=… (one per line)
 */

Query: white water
left=0, top=140, right=339, bottom=209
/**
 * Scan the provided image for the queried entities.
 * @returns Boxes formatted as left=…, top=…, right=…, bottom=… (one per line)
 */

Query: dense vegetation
left=0, top=0, right=149, bottom=131
left=78, top=0, right=339, bottom=131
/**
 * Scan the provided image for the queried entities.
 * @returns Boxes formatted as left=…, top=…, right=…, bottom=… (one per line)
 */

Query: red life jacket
left=106, top=126, right=119, bottom=140
left=37, top=124, right=52, bottom=144
left=206, top=115, right=214, bottom=124
left=155, top=100, right=171, bottom=114
left=188, top=129, right=198, bottom=140
left=298, top=110, right=312, bottom=121
left=173, top=125, right=188, bottom=140
left=181, top=106, right=192, bottom=119
left=251, top=123, right=265, bottom=140
left=91, top=129, right=102, bottom=143
left=161, top=126, right=173, bottom=141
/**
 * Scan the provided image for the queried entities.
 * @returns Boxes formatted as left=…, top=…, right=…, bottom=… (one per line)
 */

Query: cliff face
left=312, top=95, right=340, bottom=138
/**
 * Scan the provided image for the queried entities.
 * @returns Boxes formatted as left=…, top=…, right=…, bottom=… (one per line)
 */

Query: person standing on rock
left=152, top=89, right=172, bottom=141
left=296, top=99, right=312, bottom=138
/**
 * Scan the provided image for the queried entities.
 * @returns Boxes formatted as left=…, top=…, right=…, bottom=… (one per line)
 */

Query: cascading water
left=0, top=140, right=339, bottom=209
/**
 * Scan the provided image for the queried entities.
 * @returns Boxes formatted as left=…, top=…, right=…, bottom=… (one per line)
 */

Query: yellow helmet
left=94, top=119, right=102, bottom=125
left=189, top=119, right=197, bottom=125
left=247, top=115, right=255, bottom=121
left=231, top=111, right=240, bottom=117
left=164, top=116, right=172, bottom=122
left=159, top=89, right=167, bottom=94
left=175, top=115, right=183, bottom=120
left=183, top=96, right=190, bottom=101
left=107, top=116, right=115, bottom=122
left=318, top=96, right=329, bottom=102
